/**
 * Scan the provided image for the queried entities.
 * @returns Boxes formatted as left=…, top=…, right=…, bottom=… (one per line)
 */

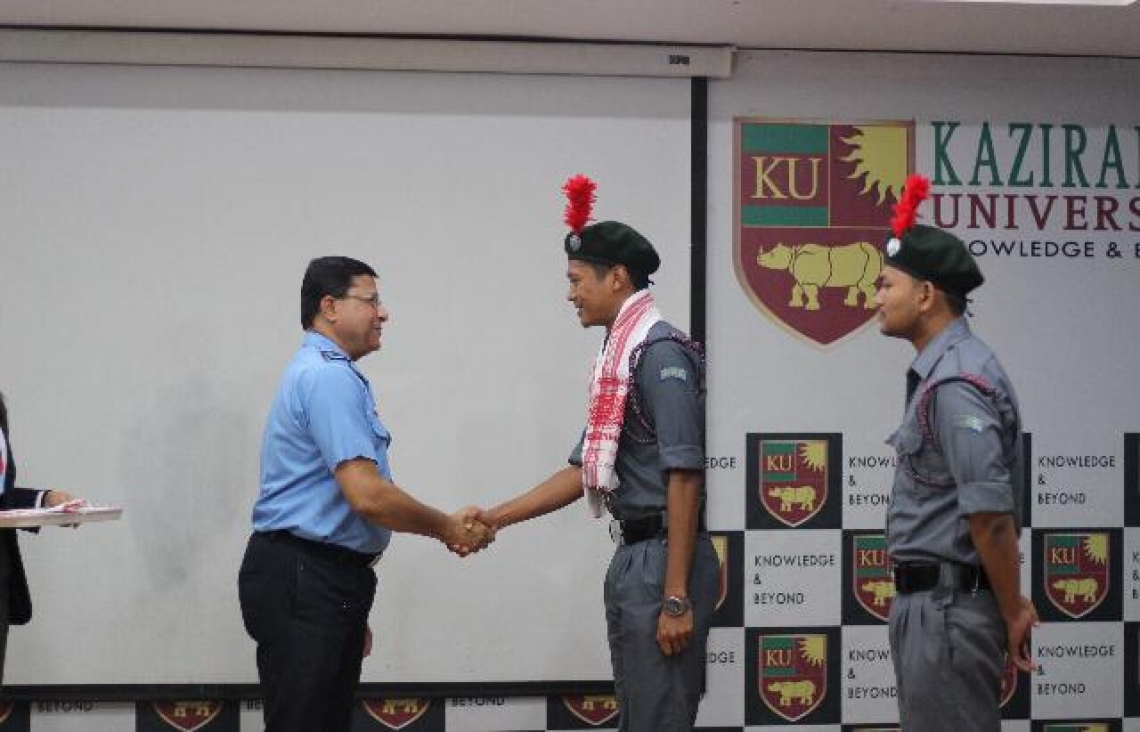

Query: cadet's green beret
left=564, top=220, right=661, bottom=277
left=885, top=224, right=983, bottom=299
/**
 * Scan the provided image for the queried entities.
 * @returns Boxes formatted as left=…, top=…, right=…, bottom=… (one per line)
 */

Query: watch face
left=664, top=596, right=690, bottom=616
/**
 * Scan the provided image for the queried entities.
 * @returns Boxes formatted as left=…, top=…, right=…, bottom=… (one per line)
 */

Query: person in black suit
left=0, top=392, right=78, bottom=685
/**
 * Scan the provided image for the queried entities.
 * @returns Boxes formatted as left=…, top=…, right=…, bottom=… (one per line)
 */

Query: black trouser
left=238, top=531, right=378, bottom=732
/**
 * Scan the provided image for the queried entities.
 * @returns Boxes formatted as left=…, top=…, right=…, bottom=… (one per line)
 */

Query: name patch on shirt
left=955, top=415, right=985, bottom=433
left=659, top=366, right=688, bottom=383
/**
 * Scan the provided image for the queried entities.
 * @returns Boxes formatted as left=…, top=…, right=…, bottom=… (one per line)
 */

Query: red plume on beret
left=562, top=174, right=596, bottom=234
left=890, top=174, right=931, bottom=238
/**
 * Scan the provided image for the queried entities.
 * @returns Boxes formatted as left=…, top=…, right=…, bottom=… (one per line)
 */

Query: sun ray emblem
left=799, top=635, right=826, bottom=666
left=1083, top=534, right=1108, bottom=564
left=839, top=126, right=909, bottom=205
left=799, top=441, right=827, bottom=472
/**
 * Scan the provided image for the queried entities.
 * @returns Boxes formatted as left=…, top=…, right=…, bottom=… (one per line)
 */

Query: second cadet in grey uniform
left=478, top=202, right=718, bottom=731
left=875, top=189, right=1038, bottom=732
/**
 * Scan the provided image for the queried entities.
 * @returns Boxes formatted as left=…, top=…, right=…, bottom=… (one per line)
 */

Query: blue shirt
left=251, top=331, right=393, bottom=555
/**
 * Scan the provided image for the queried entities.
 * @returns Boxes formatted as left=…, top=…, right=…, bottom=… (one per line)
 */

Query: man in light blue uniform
left=238, top=256, right=491, bottom=732
left=875, top=219, right=1038, bottom=732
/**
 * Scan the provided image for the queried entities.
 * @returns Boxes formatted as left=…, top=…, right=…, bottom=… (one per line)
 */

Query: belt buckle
left=608, top=520, right=624, bottom=545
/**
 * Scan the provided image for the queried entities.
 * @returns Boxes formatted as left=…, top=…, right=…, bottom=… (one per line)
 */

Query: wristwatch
left=662, top=595, right=692, bottom=617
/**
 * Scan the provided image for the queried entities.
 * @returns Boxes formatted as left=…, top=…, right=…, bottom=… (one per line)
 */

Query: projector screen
left=0, top=60, right=692, bottom=685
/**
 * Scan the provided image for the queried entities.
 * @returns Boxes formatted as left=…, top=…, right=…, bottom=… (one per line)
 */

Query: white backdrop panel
left=707, top=51, right=1140, bottom=523
left=0, top=62, right=691, bottom=684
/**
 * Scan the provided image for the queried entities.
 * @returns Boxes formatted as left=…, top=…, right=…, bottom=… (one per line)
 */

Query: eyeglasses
left=341, top=294, right=383, bottom=310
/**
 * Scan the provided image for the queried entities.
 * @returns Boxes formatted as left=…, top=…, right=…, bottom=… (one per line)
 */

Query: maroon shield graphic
left=361, top=699, right=430, bottom=730
left=153, top=702, right=222, bottom=732
left=999, top=654, right=1018, bottom=708
left=712, top=534, right=729, bottom=610
left=562, top=694, right=619, bottom=726
left=852, top=534, right=894, bottom=621
left=1043, top=532, right=1110, bottom=618
left=758, top=634, right=827, bottom=722
left=735, top=119, right=914, bottom=347
left=758, top=439, right=828, bottom=527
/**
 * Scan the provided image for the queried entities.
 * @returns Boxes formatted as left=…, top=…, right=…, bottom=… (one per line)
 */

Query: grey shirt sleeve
left=636, top=339, right=703, bottom=472
left=568, top=429, right=585, bottom=466
left=932, top=382, right=1015, bottom=516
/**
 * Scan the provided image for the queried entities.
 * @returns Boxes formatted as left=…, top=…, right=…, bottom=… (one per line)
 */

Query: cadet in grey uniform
left=477, top=210, right=718, bottom=732
left=875, top=202, right=1039, bottom=732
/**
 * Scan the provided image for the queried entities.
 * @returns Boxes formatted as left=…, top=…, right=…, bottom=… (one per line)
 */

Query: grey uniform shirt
left=569, top=321, right=705, bottom=520
left=885, top=317, right=1024, bottom=566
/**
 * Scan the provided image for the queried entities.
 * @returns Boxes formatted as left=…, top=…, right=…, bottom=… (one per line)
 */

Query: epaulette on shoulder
left=320, top=350, right=350, bottom=362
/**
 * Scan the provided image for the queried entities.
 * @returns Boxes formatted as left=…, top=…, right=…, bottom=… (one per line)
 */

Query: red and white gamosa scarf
left=581, top=289, right=661, bottom=517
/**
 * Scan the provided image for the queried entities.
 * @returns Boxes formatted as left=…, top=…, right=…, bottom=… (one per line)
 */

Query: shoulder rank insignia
left=320, top=350, right=349, bottom=362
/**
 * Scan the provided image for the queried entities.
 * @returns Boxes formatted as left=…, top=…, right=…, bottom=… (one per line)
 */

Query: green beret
left=885, top=224, right=983, bottom=299
left=564, top=221, right=660, bottom=277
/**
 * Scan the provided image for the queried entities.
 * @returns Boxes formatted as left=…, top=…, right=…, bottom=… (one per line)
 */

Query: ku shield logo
left=1043, top=532, right=1110, bottom=618
left=852, top=534, right=894, bottom=621
left=758, top=634, right=827, bottom=722
left=711, top=534, right=729, bottom=610
left=562, top=694, right=619, bottom=726
left=152, top=702, right=222, bottom=732
left=759, top=439, right=827, bottom=526
left=361, top=699, right=430, bottom=730
left=734, top=119, right=914, bottom=346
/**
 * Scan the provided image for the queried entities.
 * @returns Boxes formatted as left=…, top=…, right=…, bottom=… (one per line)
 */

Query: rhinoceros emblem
left=756, top=241, right=882, bottom=312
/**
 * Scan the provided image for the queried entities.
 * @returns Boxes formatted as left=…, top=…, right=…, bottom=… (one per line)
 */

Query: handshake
left=440, top=506, right=497, bottom=558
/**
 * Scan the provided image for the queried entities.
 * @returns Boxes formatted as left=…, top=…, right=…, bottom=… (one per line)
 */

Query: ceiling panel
left=0, top=0, right=1137, bottom=58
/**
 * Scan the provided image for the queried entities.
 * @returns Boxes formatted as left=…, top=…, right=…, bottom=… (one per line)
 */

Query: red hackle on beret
left=890, top=174, right=931, bottom=238
left=562, top=174, right=597, bottom=234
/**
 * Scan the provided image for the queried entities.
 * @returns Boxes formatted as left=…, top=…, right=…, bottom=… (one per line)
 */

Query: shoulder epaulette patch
left=321, top=350, right=349, bottom=362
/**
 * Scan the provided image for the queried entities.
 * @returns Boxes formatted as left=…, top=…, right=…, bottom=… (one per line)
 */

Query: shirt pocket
left=366, top=411, right=391, bottom=452
left=889, top=425, right=954, bottom=491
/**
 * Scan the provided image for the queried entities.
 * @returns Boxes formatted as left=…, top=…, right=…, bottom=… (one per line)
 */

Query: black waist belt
left=258, top=530, right=381, bottom=569
left=615, top=513, right=707, bottom=545
left=893, top=561, right=990, bottom=594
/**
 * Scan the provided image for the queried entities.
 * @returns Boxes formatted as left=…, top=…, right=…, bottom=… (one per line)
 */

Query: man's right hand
left=444, top=508, right=495, bottom=557
left=1005, top=595, right=1039, bottom=672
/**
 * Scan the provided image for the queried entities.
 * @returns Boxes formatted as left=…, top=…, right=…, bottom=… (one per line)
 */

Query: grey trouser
left=889, top=585, right=1005, bottom=732
left=604, top=534, right=719, bottom=732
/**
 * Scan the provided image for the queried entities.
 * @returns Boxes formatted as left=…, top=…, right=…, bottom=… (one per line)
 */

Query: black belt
left=257, top=530, right=381, bottom=569
left=893, top=562, right=990, bottom=594
left=611, top=513, right=707, bottom=545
